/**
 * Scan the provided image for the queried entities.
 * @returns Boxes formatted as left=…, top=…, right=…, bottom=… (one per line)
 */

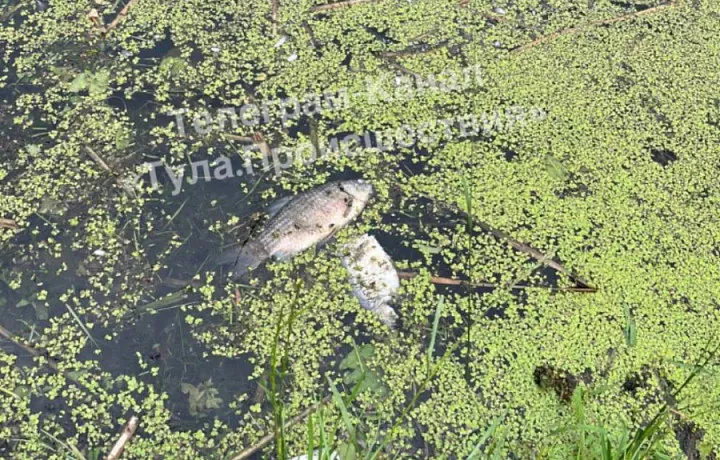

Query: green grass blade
left=63, top=302, right=99, bottom=349
left=307, top=411, right=315, bottom=460
left=326, top=375, right=356, bottom=444
left=466, top=411, right=506, bottom=460
left=40, top=430, right=85, bottom=460
left=427, top=296, right=445, bottom=373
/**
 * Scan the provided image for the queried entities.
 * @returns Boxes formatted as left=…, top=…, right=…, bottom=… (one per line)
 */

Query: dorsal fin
left=266, top=196, right=293, bottom=218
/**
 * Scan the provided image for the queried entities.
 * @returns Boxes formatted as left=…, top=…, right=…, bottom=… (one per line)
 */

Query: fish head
left=340, top=179, right=374, bottom=205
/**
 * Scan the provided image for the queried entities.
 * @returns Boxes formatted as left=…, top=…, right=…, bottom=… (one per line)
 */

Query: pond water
left=1, top=1, right=719, bottom=459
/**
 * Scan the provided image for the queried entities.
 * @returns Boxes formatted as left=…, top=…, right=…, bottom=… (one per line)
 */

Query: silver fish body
left=219, top=179, right=373, bottom=278
left=341, top=234, right=399, bottom=328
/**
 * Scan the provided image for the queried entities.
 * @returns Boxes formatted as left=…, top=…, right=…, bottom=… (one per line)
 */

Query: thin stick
left=103, top=0, right=138, bottom=35
left=222, top=84, right=273, bottom=158
left=63, top=302, right=100, bottom=349
left=382, top=57, right=423, bottom=80
left=512, top=1, right=675, bottom=53
left=416, top=188, right=595, bottom=288
left=85, top=147, right=137, bottom=198
left=0, top=218, right=19, bottom=230
left=0, top=1, right=27, bottom=22
left=230, top=396, right=332, bottom=460
left=223, top=133, right=255, bottom=143
left=397, top=271, right=597, bottom=293
left=252, top=132, right=273, bottom=159
left=105, top=416, right=139, bottom=460
left=0, top=323, right=60, bottom=372
left=311, top=0, right=378, bottom=13
left=160, top=277, right=202, bottom=289
left=380, top=41, right=449, bottom=59
left=85, top=146, right=113, bottom=174
left=302, top=21, right=320, bottom=49
left=271, top=0, right=279, bottom=36
left=473, top=221, right=595, bottom=289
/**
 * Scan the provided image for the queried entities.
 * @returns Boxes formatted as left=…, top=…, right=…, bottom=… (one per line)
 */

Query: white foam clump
left=341, top=234, right=400, bottom=328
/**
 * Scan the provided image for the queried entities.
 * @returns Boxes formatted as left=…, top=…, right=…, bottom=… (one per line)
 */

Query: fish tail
left=215, top=247, right=243, bottom=267
left=215, top=242, right=269, bottom=279
left=229, top=243, right=270, bottom=279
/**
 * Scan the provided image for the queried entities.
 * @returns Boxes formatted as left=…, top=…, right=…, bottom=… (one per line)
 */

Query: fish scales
left=217, top=180, right=374, bottom=279
left=257, top=184, right=345, bottom=252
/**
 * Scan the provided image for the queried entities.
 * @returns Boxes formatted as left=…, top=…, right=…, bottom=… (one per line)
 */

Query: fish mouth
left=341, top=179, right=374, bottom=203
left=356, top=179, right=375, bottom=197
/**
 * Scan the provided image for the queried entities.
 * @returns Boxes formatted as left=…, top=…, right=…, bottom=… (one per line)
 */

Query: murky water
left=3, top=1, right=715, bottom=458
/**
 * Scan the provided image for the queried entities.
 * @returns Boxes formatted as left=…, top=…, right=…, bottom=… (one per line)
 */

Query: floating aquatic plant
left=1, top=0, right=719, bottom=458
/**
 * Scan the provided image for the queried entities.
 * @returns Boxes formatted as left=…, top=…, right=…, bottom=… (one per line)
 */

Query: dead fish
left=341, top=234, right=399, bottom=328
left=218, top=179, right=374, bottom=279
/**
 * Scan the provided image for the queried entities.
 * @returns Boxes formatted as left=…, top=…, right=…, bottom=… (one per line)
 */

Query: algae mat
left=0, top=0, right=719, bottom=458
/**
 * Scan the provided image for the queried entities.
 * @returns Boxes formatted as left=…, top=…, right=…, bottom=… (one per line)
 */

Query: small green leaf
left=336, top=442, right=356, bottom=460
left=88, top=70, right=110, bottom=96
left=339, top=344, right=374, bottom=370
left=544, top=155, right=569, bottom=180
left=68, top=72, right=89, bottom=93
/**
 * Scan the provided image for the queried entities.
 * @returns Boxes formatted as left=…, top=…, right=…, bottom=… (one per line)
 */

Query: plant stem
left=106, top=416, right=139, bottom=460
left=397, top=272, right=597, bottom=293
left=230, top=396, right=332, bottom=460
left=512, top=1, right=677, bottom=53
left=311, top=0, right=379, bottom=13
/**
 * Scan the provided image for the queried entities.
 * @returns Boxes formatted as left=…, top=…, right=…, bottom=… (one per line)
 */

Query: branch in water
left=0, top=323, right=60, bottom=372
left=397, top=271, right=597, bottom=293
left=513, top=1, right=676, bottom=53
left=0, top=218, right=19, bottom=230
left=85, top=147, right=137, bottom=198
left=229, top=396, right=332, bottom=460
left=106, top=416, right=139, bottom=460
left=311, top=0, right=379, bottom=13
left=104, top=0, right=138, bottom=35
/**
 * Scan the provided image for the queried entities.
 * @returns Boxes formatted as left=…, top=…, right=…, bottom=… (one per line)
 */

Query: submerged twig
left=0, top=322, right=60, bottom=372
left=105, top=416, right=139, bottom=460
left=252, top=132, right=272, bottom=159
left=223, top=133, right=255, bottom=143
left=0, top=218, right=19, bottom=230
left=85, top=146, right=113, bottom=174
left=270, top=0, right=279, bottom=36
left=473, top=221, right=595, bottom=289
left=397, top=271, right=597, bottom=293
left=311, top=0, right=378, bottom=13
left=103, top=0, right=138, bottom=35
left=134, top=290, right=190, bottom=314
left=381, top=56, right=423, bottom=80
left=380, top=41, right=450, bottom=59
left=1, top=323, right=99, bottom=388
left=302, top=21, right=321, bottom=49
left=0, top=0, right=27, bottom=22
left=85, top=147, right=137, bottom=198
left=421, top=192, right=596, bottom=289
left=0, top=325, right=57, bottom=370
left=63, top=302, right=100, bottom=349
left=230, top=396, right=332, bottom=460
left=160, top=277, right=202, bottom=289
left=512, top=1, right=676, bottom=53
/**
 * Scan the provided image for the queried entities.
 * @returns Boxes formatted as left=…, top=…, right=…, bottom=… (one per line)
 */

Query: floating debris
left=274, top=35, right=288, bottom=48
left=218, top=180, right=374, bottom=279
left=341, top=234, right=399, bottom=328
